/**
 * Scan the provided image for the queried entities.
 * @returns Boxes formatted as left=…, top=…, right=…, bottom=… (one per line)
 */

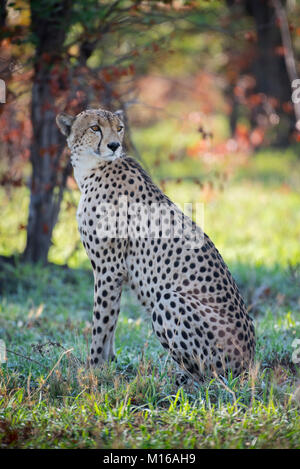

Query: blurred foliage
left=1, top=0, right=300, bottom=262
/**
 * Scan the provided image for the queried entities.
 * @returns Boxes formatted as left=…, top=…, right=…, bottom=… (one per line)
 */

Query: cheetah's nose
left=107, top=142, right=120, bottom=152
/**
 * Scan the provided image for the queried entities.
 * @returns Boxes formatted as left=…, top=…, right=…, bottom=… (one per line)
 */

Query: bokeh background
left=1, top=0, right=300, bottom=268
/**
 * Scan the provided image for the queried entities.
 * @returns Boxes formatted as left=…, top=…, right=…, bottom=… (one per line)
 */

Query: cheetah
left=56, top=108, right=255, bottom=384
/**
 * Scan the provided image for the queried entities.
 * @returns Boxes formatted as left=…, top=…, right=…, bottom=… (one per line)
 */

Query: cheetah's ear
left=56, top=112, right=75, bottom=137
left=114, top=109, right=124, bottom=122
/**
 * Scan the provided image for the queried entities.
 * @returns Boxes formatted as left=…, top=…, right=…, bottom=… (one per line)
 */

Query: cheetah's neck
left=73, top=165, right=97, bottom=191
left=71, top=151, right=121, bottom=191
left=71, top=151, right=102, bottom=191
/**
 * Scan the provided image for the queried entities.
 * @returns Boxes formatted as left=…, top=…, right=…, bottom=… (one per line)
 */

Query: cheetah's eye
left=117, top=125, right=123, bottom=132
left=90, top=125, right=101, bottom=132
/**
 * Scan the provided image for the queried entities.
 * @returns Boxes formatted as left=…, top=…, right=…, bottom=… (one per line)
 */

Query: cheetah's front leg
left=90, top=273, right=123, bottom=366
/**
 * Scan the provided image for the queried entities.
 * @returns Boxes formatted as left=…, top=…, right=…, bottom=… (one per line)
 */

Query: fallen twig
left=32, top=348, right=74, bottom=397
left=32, top=340, right=84, bottom=366
left=6, top=348, right=47, bottom=368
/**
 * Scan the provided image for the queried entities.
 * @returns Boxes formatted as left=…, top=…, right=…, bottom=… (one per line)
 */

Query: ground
left=0, top=146, right=299, bottom=448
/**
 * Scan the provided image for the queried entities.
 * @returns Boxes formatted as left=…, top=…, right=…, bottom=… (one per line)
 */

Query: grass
left=0, top=145, right=300, bottom=448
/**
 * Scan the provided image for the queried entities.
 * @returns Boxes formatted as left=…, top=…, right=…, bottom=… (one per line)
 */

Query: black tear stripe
left=97, top=126, right=103, bottom=154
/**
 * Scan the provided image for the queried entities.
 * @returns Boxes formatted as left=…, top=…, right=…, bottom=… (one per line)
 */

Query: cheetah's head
left=56, top=108, right=124, bottom=167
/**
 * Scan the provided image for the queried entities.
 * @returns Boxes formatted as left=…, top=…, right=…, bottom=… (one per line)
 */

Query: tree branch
left=272, top=0, right=300, bottom=127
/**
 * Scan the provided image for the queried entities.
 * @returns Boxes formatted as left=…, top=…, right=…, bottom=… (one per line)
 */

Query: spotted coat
left=56, top=108, right=255, bottom=383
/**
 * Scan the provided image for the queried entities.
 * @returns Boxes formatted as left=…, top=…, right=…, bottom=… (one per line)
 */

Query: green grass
left=0, top=147, right=300, bottom=448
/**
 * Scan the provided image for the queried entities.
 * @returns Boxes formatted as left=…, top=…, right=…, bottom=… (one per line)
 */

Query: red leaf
left=43, top=224, right=49, bottom=234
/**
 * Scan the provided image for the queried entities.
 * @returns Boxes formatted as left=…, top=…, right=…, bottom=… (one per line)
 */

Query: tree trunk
left=245, top=0, right=295, bottom=145
left=227, top=0, right=296, bottom=146
left=272, top=0, right=300, bottom=128
left=22, top=69, right=71, bottom=263
left=23, top=0, right=72, bottom=264
left=0, top=0, right=7, bottom=29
